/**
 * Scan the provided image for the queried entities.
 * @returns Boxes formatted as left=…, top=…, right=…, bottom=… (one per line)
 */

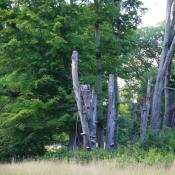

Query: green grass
left=40, top=144, right=175, bottom=167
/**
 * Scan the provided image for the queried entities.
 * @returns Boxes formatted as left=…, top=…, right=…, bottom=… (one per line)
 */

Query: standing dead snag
left=89, top=89, right=97, bottom=148
left=80, top=85, right=97, bottom=148
left=140, top=97, right=147, bottom=143
left=146, top=77, right=153, bottom=122
left=106, top=74, right=117, bottom=150
left=140, top=77, right=153, bottom=142
left=71, top=51, right=91, bottom=149
left=151, top=0, right=175, bottom=134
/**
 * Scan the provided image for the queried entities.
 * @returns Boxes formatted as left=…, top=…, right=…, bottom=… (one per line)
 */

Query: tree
left=151, top=0, right=175, bottom=134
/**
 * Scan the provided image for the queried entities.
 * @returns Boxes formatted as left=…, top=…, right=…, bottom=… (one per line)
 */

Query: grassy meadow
left=1, top=160, right=175, bottom=175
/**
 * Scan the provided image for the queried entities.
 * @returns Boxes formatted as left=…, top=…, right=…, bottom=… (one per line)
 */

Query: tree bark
left=164, top=62, right=173, bottom=127
left=151, top=0, right=175, bottom=134
left=80, top=85, right=97, bottom=148
left=106, top=74, right=117, bottom=150
left=140, top=97, right=147, bottom=142
left=146, top=77, right=153, bottom=125
left=89, top=89, right=97, bottom=148
left=71, top=50, right=91, bottom=149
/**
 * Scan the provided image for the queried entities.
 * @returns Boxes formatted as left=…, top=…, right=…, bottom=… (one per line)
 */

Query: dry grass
left=0, top=160, right=175, bottom=175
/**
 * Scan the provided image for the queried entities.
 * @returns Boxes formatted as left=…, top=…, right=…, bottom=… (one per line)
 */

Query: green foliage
left=0, top=0, right=145, bottom=160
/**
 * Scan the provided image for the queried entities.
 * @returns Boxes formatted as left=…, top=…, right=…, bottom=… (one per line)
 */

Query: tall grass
left=1, top=160, right=175, bottom=175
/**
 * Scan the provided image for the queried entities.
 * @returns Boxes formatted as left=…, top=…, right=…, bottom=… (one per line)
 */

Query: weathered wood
left=146, top=77, right=153, bottom=124
left=80, top=85, right=97, bottom=148
left=140, top=97, right=147, bottom=142
left=80, top=84, right=92, bottom=121
left=89, top=89, right=97, bottom=148
left=164, top=63, right=172, bottom=127
left=114, top=74, right=119, bottom=148
left=151, top=0, right=175, bottom=134
left=106, top=74, right=117, bottom=150
left=71, top=50, right=91, bottom=149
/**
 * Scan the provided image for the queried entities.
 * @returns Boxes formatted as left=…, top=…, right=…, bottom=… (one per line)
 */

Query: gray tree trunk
left=89, top=89, right=97, bottom=148
left=106, top=74, right=117, bottom=150
left=95, top=20, right=104, bottom=148
left=140, top=77, right=153, bottom=142
left=71, top=51, right=91, bottom=149
left=80, top=85, right=97, bottom=148
left=151, top=0, right=175, bottom=134
left=80, top=85, right=92, bottom=122
left=164, top=63, right=172, bottom=127
left=140, top=97, right=147, bottom=142
left=146, top=77, right=153, bottom=124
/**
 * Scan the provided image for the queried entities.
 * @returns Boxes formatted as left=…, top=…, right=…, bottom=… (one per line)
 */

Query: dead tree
left=89, top=89, right=97, bottom=148
left=146, top=77, right=153, bottom=123
left=106, top=74, right=117, bottom=150
left=140, top=97, right=147, bottom=142
left=71, top=50, right=91, bottom=149
left=80, top=85, right=97, bottom=148
left=140, top=77, right=153, bottom=142
left=151, top=0, right=175, bottom=134
left=164, top=62, right=173, bottom=127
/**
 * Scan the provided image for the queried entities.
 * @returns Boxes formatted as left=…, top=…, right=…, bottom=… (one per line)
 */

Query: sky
left=141, top=0, right=166, bottom=26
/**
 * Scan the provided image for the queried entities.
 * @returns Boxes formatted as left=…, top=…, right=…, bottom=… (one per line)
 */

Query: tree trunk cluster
left=71, top=50, right=118, bottom=150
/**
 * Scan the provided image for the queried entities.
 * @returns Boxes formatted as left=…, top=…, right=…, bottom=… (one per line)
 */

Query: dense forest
left=1, top=0, right=175, bottom=164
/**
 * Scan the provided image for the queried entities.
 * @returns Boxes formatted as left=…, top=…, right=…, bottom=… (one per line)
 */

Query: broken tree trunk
left=80, top=85, right=92, bottom=122
left=151, top=0, right=175, bottom=134
left=80, top=85, right=97, bottom=148
left=89, top=89, right=97, bottom=148
left=71, top=50, right=91, bottom=149
left=106, top=74, right=117, bottom=150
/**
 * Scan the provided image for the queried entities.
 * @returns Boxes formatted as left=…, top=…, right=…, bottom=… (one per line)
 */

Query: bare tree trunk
left=106, top=74, right=117, bottom=150
left=164, top=63, right=172, bottom=127
left=114, top=74, right=119, bottom=148
left=131, top=104, right=138, bottom=143
left=80, top=85, right=97, bottom=148
left=95, top=20, right=104, bottom=148
left=80, top=85, right=92, bottom=122
left=71, top=51, right=91, bottom=149
left=89, top=89, right=97, bottom=148
left=146, top=77, right=153, bottom=123
left=140, top=97, right=147, bottom=142
left=151, top=0, right=175, bottom=134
